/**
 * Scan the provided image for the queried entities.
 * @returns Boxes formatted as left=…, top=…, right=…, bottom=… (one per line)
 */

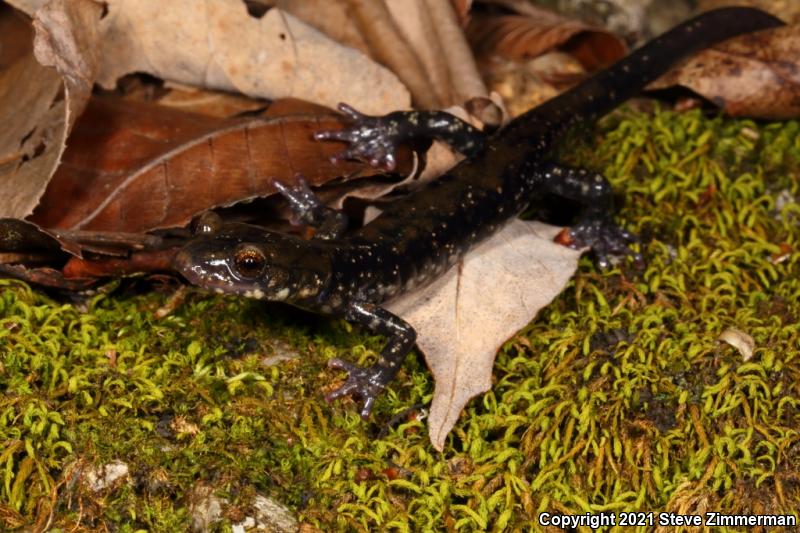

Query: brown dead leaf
left=451, top=0, right=473, bottom=26
left=0, top=0, right=100, bottom=219
left=62, top=247, right=179, bottom=279
left=386, top=221, right=582, bottom=451
left=0, top=4, right=33, bottom=66
left=649, top=25, right=800, bottom=119
left=0, top=262, right=96, bottom=291
left=0, top=218, right=69, bottom=256
left=467, top=3, right=626, bottom=71
left=29, top=96, right=412, bottom=233
left=10, top=0, right=410, bottom=115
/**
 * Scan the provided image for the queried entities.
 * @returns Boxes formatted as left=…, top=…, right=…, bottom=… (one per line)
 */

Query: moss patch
left=1, top=108, right=799, bottom=531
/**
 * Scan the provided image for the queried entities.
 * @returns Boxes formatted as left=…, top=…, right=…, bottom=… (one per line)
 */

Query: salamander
left=173, top=8, right=783, bottom=418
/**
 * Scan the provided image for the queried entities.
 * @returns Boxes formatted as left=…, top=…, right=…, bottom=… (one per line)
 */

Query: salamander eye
left=234, top=246, right=266, bottom=278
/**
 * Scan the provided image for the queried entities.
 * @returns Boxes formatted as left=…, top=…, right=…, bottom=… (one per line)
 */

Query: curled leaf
left=0, top=0, right=100, bottom=218
left=467, top=4, right=626, bottom=70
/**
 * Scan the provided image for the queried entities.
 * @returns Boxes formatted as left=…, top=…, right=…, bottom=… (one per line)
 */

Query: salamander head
left=174, top=219, right=332, bottom=303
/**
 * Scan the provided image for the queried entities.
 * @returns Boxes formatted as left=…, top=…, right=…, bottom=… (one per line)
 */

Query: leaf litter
left=0, top=0, right=100, bottom=219
left=10, top=0, right=411, bottom=114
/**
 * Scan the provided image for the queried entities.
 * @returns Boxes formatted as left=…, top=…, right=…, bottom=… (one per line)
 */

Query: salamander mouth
left=173, top=246, right=241, bottom=293
left=173, top=248, right=202, bottom=284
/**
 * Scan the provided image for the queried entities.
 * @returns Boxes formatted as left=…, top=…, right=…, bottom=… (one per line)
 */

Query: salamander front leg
left=315, top=103, right=486, bottom=171
left=273, top=175, right=348, bottom=240
left=326, top=300, right=417, bottom=418
left=541, top=162, right=642, bottom=268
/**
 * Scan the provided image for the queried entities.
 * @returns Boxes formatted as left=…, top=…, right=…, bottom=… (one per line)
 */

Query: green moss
left=1, top=108, right=799, bottom=531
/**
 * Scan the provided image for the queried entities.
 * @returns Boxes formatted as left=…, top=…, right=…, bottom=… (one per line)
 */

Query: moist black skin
left=174, top=8, right=784, bottom=418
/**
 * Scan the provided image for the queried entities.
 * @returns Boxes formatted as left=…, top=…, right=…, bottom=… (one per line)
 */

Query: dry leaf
left=0, top=218, right=71, bottom=256
left=467, top=4, right=626, bottom=71
left=0, top=0, right=100, bottom=219
left=451, top=0, right=473, bottom=26
left=0, top=262, right=96, bottom=290
left=717, top=327, right=755, bottom=361
left=0, top=4, right=34, bottom=66
left=278, top=0, right=489, bottom=110
left=272, top=0, right=370, bottom=56
left=10, top=0, right=410, bottom=114
left=387, top=0, right=454, bottom=106
left=649, top=25, right=800, bottom=119
left=348, top=0, right=440, bottom=108
left=29, top=96, right=412, bottom=233
left=386, top=221, right=582, bottom=450
left=422, top=0, right=490, bottom=105
left=102, top=0, right=409, bottom=113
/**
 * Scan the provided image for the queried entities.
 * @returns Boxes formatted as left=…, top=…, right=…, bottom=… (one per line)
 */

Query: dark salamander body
left=175, top=8, right=783, bottom=417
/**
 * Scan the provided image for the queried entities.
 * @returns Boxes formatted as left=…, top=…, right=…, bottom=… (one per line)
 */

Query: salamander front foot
left=561, top=217, right=643, bottom=269
left=314, top=103, right=403, bottom=171
left=273, top=175, right=347, bottom=239
left=325, top=358, right=392, bottom=419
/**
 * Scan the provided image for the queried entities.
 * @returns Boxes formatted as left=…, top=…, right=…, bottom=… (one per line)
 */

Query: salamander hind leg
left=315, top=103, right=486, bottom=171
left=273, top=175, right=348, bottom=240
left=326, top=300, right=417, bottom=418
left=542, top=162, right=642, bottom=268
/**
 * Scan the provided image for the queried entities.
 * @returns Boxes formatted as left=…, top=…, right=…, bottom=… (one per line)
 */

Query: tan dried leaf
left=387, top=0, right=454, bottom=105
left=102, top=0, right=409, bottom=114
left=273, top=0, right=370, bottom=56
left=0, top=0, right=99, bottom=218
left=649, top=25, right=800, bottom=119
left=386, top=221, right=582, bottom=450
left=11, top=0, right=410, bottom=114
left=717, top=327, right=755, bottom=361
